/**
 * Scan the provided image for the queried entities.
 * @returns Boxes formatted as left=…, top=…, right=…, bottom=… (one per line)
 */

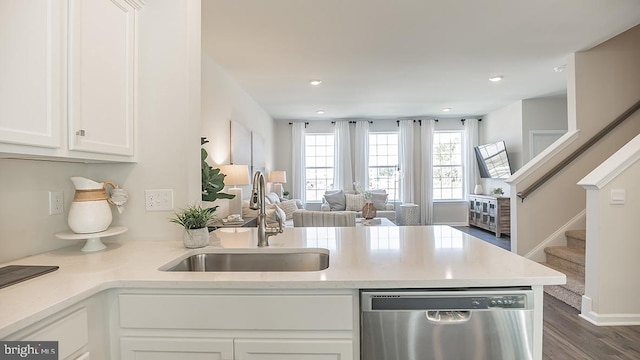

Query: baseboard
left=580, top=295, right=640, bottom=326
left=524, top=210, right=586, bottom=262
left=434, top=221, right=469, bottom=226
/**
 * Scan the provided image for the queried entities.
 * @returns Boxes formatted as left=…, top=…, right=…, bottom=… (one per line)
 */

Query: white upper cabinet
left=0, top=0, right=63, bottom=148
left=0, top=0, right=143, bottom=162
left=68, top=0, right=135, bottom=156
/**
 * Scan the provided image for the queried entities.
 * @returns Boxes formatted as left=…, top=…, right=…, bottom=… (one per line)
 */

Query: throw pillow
left=370, top=192, right=389, bottom=210
left=345, top=193, right=365, bottom=211
left=271, top=204, right=287, bottom=225
left=265, top=192, right=281, bottom=205
left=278, top=199, right=299, bottom=220
left=323, top=190, right=346, bottom=211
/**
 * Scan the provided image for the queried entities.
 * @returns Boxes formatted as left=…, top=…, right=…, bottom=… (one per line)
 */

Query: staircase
left=541, top=229, right=586, bottom=310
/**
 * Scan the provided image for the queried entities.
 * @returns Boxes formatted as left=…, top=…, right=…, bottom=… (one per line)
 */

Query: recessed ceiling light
left=442, top=108, right=451, bottom=112
left=310, top=80, right=322, bottom=86
left=489, top=75, right=504, bottom=82
left=553, top=65, right=566, bottom=73
left=316, top=110, right=325, bottom=115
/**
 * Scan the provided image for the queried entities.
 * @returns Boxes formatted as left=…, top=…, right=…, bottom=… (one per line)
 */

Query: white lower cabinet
left=235, top=338, right=352, bottom=359
left=7, top=307, right=89, bottom=360
left=121, top=337, right=233, bottom=360
left=120, top=337, right=350, bottom=360
left=115, top=290, right=356, bottom=360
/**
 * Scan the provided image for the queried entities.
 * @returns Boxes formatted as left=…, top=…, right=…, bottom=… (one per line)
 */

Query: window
left=305, top=134, right=335, bottom=201
left=368, top=133, right=399, bottom=200
left=433, top=131, right=463, bottom=200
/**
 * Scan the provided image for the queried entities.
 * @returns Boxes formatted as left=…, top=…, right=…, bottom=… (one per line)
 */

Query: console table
left=468, top=195, right=510, bottom=237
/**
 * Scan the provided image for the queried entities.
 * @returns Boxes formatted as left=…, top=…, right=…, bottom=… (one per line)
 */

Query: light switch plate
left=145, top=189, right=174, bottom=211
left=610, top=189, right=625, bottom=205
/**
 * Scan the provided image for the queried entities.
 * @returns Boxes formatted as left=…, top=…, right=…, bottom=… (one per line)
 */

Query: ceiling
left=202, top=0, right=640, bottom=121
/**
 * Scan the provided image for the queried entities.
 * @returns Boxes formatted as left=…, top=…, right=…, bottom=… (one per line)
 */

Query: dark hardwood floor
left=543, top=293, right=640, bottom=359
left=452, top=225, right=511, bottom=250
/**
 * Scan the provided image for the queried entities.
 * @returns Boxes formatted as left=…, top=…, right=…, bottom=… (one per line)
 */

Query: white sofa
left=320, top=189, right=396, bottom=222
left=242, top=192, right=303, bottom=227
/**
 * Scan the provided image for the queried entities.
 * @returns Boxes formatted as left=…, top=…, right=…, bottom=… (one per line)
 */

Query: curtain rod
left=288, top=122, right=309, bottom=128
left=330, top=120, right=374, bottom=124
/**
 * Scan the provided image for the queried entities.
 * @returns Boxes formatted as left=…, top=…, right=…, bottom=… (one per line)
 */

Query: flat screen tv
left=474, top=140, right=512, bottom=179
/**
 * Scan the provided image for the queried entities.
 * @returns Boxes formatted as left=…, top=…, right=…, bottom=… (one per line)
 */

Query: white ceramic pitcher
left=67, top=177, right=118, bottom=234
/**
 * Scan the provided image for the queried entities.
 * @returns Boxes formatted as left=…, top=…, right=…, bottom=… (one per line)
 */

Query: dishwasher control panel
left=363, top=290, right=532, bottom=311
left=486, top=295, right=527, bottom=309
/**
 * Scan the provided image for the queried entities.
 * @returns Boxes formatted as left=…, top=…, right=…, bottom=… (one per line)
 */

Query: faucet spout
left=250, top=171, right=283, bottom=247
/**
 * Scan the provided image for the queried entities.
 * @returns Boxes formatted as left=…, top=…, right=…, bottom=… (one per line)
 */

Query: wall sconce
left=218, top=164, right=250, bottom=216
left=269, top=170, right=287, bottom=198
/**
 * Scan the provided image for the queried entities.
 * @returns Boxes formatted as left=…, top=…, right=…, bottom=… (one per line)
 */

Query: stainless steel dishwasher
left=361, top=288, right=534, bottom=360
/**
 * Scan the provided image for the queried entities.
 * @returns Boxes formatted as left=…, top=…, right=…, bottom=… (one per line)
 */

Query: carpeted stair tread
left=541, top=262, right=585, bottom=295
left=565, top=229, right=586, bottom=242
left=565, top=229, right=586, bottom=250
left=544, top=246, right=585, bottom=266
left=544, top=284, right=581, bottom=310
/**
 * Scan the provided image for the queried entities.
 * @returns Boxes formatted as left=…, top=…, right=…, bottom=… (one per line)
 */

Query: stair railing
left=517, top=98, right=640, bottom=201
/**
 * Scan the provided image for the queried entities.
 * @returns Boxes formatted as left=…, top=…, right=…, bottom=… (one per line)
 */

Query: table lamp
left=219, top=164, right=250, bottom=216
left=270, top=170, right=287, bottom=198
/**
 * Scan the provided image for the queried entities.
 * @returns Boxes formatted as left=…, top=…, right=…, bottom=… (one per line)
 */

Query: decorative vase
left=362, top=202, right=377, bottom=220
left=68, top=177, right=119, bottom=234
left=183, top=227, right=209, bottom=248
left=474, top=184, right=484, bottom=195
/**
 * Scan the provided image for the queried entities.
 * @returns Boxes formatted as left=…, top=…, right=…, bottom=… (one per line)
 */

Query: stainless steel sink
left=161, top=249, right=329, bottom=272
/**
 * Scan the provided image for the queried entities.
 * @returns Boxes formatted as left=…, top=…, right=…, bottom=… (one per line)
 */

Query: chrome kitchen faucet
left=249, top=171, right=283, bottom=247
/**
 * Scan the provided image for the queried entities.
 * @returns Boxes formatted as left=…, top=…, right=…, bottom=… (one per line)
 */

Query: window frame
left=304, top=133, right=336, bottom=202
left=367, top=132, right=399, bottom=201
left=432, top=130, right=465, bottom=201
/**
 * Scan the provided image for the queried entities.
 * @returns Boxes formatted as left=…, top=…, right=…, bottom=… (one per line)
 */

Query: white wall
left=510, top=24, right=640, bottom=256
left=479, top=101, right=523, bottom=197
left=522, top=96, right=568, bottom=162
left=201, top=55, right=276, bottom=218
left=583, top=148, right=640, bottom=324
left=0, top=0, right=202, bottom=263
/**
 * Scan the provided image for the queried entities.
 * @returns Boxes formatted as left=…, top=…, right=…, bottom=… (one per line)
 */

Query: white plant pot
left=474, top=184, right=484, bottom=195
left=183, top=227, right=210, bottom=248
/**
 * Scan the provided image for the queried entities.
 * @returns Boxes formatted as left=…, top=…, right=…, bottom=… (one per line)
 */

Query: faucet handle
left=249, top=190, right=260, bottom=210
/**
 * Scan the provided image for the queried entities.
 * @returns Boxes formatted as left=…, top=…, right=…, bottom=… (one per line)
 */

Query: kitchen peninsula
left=0, top=226, right=564, bottom=359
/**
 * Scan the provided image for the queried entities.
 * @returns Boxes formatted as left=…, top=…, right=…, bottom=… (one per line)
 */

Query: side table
left=398, top=203, right=419, bottom=226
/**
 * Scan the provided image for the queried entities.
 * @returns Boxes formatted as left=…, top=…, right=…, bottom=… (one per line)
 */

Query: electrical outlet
left=49, top=191, right=64, bottom=215
left=145, top=189, right=174, bottom=211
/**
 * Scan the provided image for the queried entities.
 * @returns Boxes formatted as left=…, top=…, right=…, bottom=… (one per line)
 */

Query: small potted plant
left=170, top=204, right=215, bottom=248
left=491, top=187, right=505, bottom=196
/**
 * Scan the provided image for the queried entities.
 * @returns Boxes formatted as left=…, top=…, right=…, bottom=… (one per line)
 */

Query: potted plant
left=170, top=204, right=215, bottom=248
left=201, top=137, right=235, bottom=204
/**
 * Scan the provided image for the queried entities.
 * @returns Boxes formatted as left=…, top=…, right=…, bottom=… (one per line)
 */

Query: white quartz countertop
left=0, top=225, right=564, bottom=337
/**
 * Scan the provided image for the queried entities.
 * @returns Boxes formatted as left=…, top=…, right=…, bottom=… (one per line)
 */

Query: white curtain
left=398, top=120, right=416, bottom=203
left=291, top=122, right=306, bottom=205
left=353, top=121, right=369, bottom=189
left=333, top=120, right=353, bottom=190
left=464, top=119, right=480, bottom=198
left=420, top=120, right=435, bottom=225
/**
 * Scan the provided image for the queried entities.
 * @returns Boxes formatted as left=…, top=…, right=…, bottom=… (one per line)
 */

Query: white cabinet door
left=0, top=0, right=63, bottom=148
left=68, top=0, right=135, bottom=156
left=234, top=339, right=353, bottom=360
left=20, top=308, right=89, bottom=360
left=120, top=338, right=234, bottom=360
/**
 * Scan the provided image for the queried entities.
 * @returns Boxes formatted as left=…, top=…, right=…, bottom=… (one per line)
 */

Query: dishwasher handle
left=425, top=310, right=472, bottom=324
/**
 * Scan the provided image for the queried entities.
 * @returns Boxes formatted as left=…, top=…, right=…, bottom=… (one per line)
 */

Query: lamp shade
left=219, top=164, right=250, bottom=186
left=269, top=170, right=287, bottom=184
